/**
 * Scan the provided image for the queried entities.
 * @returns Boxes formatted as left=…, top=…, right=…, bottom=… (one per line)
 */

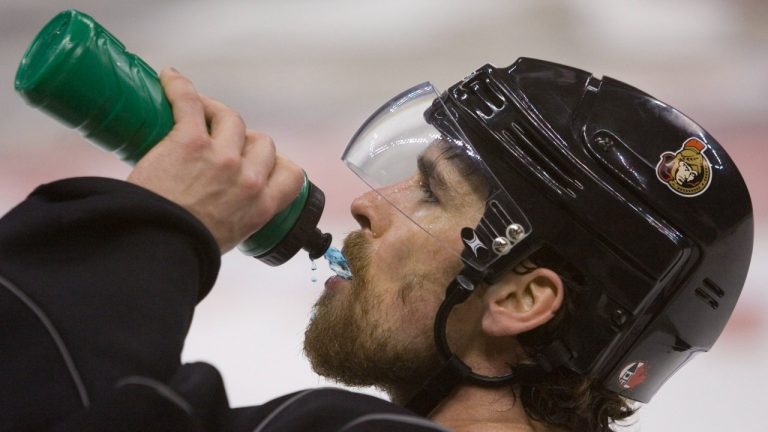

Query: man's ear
left=481, top=267, right=564, bottom=337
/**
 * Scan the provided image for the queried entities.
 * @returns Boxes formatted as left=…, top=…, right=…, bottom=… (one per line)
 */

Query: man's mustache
left=342, top=230, right=371, bottom=281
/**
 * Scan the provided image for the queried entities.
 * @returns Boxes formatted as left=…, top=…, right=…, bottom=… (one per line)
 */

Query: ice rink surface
left=2, top=1, right=766, bottom=430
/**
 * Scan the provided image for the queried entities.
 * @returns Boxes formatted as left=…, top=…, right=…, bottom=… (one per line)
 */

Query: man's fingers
left=201, top=95, right=246, bottom=153
left=241, top=131, right=277, bottom=189
left=260, top=155, right=305, bottom=217
left=139, top=72, right=306, bottom=250
left=160, top=68, right=207, bottom=132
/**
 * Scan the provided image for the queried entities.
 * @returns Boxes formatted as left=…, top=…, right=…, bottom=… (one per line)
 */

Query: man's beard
left=303, top=230, right=442, bottom=403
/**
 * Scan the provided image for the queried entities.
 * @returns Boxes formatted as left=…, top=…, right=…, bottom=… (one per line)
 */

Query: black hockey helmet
left=342, top=58, right=753, bottom=411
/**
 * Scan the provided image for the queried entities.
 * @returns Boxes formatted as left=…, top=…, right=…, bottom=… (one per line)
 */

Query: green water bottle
left=14, top=9, right=331, bottom=265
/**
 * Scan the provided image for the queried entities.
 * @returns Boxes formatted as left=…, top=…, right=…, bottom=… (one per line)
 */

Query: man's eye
left=419, top=178, right=439, bottom=203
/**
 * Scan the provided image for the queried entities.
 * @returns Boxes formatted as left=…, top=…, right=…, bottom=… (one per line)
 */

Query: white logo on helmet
left=463, top=230, right=487, bottom=257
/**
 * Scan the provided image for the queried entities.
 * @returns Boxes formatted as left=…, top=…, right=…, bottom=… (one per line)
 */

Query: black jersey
left=0, top=178, right=447, bottom=432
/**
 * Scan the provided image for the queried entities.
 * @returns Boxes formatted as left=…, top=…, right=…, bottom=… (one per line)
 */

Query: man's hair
left=517, top=367, right=636, bottom=431
left=514, top=248, right=638, bottom=431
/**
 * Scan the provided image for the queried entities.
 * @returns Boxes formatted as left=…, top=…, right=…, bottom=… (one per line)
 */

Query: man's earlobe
left=481, top=268, right=564, bottom=337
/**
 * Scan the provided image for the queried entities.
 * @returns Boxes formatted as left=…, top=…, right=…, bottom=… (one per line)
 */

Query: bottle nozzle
left=304, top=228, right=332, bottom=260
left=240, top=178, right=328, bottom=266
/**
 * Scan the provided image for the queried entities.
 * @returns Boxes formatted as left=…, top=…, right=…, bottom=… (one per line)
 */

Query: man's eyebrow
left=417, top=152, right=449, bottom=190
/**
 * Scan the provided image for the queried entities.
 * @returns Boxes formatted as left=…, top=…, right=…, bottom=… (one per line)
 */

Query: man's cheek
left=378, top=233, right=413, bottom=262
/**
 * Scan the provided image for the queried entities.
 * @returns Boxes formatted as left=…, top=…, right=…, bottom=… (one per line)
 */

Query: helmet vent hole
left=694, top=279, right=724, bottom=310
left=702, top=278, right=725, bottom=298
left=466, top=78, right=506, bottom=118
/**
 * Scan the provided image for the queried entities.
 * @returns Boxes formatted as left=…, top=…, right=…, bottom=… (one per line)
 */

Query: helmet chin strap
left=404, top=266, right=547, bottom=417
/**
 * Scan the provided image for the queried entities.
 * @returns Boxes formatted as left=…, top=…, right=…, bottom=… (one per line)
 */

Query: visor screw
left=506, top=223, right=525, bottom=242
left=611, top=309, right=628, bottom=327
left=492, top=237, right=512, bottom=255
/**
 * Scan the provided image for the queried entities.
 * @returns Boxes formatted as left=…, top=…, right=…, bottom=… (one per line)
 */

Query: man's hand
left=127, top=68, right=304, bottom=253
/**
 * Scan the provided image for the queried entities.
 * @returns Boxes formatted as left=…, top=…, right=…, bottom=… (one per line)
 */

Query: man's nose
left=350, top=189, right=390, bottom=236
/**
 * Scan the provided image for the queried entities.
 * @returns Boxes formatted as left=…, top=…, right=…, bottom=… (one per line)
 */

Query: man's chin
left=304, top=311, right=441, bottom=405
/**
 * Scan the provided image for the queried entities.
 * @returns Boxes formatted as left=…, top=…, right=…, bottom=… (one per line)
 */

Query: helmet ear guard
left=426, top=58, right=753, bottom=403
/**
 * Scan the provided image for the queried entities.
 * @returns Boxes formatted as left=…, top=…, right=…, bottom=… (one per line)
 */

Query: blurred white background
left=1, top=1, right=766, bottom=430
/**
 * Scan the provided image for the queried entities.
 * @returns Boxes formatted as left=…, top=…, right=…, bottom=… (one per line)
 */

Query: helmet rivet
left=611, top=309, right=628, bottom=327
left=456, top=275, right=475, bottom=292
left=506, top=223, right=525, bottom=242
left=492, top=237, right=512, bottom=255
left=594, top=134, right=615, bottom=152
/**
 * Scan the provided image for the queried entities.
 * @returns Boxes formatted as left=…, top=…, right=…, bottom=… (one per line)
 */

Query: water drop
left=310, top=259, right=318, bottom=283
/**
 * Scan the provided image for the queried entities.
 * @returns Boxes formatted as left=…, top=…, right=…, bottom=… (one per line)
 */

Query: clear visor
left=342, top=82, right=531, bottom=270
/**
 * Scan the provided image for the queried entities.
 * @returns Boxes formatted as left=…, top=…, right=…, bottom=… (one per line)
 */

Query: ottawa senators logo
left=656, top=138, right=712, bottom=197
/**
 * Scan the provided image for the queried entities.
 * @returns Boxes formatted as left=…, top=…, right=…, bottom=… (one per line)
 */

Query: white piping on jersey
left=116, top=375, right=195, bottom=417
left=339, top=413, right=451, bottom=432
left=0, top=274, right=90, bottom=407
left=251, top=387, right=450, bottom=432
left=252, top=388, right=332, bottom=432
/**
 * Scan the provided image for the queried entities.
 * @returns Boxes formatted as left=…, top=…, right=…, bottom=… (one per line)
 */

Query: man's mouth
left=323, top=275, right=354, bottom=295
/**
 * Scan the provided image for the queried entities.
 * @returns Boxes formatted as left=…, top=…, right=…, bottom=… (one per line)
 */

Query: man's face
left=304, top=140, right=488, bottom=399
